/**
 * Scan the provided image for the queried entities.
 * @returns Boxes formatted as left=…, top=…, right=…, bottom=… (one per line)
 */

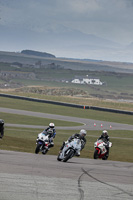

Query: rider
left=98, top=130, right=110, bottom=157
left=60, top=129, right=87, bottom=156
left=43, top=123, right=56, bottom=149
left=0, top=119, right=4, bottom=139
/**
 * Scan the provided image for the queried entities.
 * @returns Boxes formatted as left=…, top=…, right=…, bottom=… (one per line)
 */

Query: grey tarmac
left=0, top=107, right=133, bottom=200
left=1, top=107, right=133, bottom=130
left=0, top=150, right=133, bottom=200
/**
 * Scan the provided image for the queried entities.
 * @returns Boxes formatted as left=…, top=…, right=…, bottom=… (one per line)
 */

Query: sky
left=0, top=0, right=133, bottom=62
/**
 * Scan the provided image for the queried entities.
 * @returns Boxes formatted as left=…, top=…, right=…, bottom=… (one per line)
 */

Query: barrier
left=0, top=93, right=133, bottom=115
left=0, top=93, right=89, bottom=109
left=90, top=106, right=133, bottom=115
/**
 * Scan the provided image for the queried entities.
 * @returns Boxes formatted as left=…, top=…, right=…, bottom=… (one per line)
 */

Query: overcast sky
left=0, top=0, right=133, bottom=62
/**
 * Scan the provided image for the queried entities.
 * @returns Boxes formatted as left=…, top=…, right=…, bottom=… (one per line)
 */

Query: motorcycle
left=35, top=131, right=50, bottom=155
left=57, top=138, right=82, bottom=162
left=93, top=139, right=112, bottom=160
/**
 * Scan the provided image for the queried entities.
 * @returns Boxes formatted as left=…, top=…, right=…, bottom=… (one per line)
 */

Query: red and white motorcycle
left=93, top=139, right=112, bottom=160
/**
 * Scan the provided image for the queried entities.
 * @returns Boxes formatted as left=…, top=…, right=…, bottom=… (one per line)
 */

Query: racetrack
left=1, top=107, right=133, bottom=130
left=0, top=150, right=133, bottom=200
left=0, top=107, right=133, bottom=200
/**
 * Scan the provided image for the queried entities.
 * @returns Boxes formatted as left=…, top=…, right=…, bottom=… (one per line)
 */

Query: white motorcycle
left=94, top=139, right=112, bottom=160
left=57, top=138, right=82, bottom=162
left=35, top=131, right=50, bottom=155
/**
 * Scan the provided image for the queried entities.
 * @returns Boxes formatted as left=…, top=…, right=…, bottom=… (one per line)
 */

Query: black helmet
left=102, top=130, right=108, bottom=137
left=0, top=119, right=4, bottom=124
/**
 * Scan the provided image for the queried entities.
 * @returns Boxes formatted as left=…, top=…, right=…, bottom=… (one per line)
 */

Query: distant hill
left=0, top=50, right=133, bottom=73
left=21, top=50, right=56, bottom=58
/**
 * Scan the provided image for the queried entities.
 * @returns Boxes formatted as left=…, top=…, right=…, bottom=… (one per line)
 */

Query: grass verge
left=0, top=127, right=133, bottom=163
left=0, top=112, right=81, bottom=126
left=0, top=96, right=133, bottom=125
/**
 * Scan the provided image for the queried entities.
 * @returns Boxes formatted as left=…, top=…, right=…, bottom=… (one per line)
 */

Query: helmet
left=49, top=123, right=55, bottom=129
left=0, top=119, right=4, bottom=124
left=79, top=129, right=87, bottom=137
left=102, top=130, right=108, bottom=137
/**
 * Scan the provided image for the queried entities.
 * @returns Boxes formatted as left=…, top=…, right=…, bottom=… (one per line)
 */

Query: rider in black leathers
left=98, top=130, right=110, bottom=157
left=60, top=129, right=87, bottom=156
left=0, top=119, right=4, bottom=139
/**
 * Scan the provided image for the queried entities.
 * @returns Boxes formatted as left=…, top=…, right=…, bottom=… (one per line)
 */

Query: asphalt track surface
left=0, top=107, right=133, bottom=200
left=0, top=150, right=133, bottom=200
left=1, top=107, right=133, bottom=130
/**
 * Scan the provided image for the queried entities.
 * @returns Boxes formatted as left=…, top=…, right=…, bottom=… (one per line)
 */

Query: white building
left=71, top=78, right=103, bottom=85
left=71, top=79, right=83, bottom=84
left=83, top=78, right=103, bottom=85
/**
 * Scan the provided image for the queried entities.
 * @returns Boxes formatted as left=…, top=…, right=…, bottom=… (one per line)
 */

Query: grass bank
left=1, top=91, right=133, bottom=111
left=0, top=96, right=133, bottom=163
left=0, top=112, right=81, bottom=126
left=0, top=127, right=133, bottom=163
left=0, top=96, right=133, bottom=125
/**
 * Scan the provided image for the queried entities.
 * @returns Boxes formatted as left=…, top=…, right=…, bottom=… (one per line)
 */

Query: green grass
left=0, top=96, right=133, bottom=162
left=1, top=57, right=133, bottom=101
left=0, top=96, right=133, bottom=125
left=1, top=127, right=133, bottom=162
left=0, top=112, right=81, bottom=126
left=4, top=75, right=133, bottom=99
left=1, top=87, right=133, bottom=111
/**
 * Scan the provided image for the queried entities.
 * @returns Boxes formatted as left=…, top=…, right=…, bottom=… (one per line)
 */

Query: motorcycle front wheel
left=63, top=150, right=74, bottom=162
left=57, top=153, right=62, bottom=161
left=35, top=143, right=41, bottom=154
left=93, top=149, right=99, bottom=159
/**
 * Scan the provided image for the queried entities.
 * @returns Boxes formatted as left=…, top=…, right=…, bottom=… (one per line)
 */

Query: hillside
left=0, top=50, right=133, bottom=73
left=0, top=50, right=133, bottom=102
left=21, top=50, right=55, bottom=58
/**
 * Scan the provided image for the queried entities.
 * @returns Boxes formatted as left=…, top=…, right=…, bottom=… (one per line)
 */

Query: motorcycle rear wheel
left=42, top=149, right=48, bottom=155
left=102, top=155, right=108, bottom=160
left=57, top=154, right=62, bottom=161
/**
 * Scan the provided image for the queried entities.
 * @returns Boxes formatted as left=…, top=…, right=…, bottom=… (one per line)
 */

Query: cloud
left=0, top=0, right=133, bottom=62
left=0, top=0, right=133, bottom=25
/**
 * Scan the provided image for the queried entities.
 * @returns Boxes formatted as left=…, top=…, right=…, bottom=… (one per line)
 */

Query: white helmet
left=49, top=123, right=55, bottom=129
left=79, top=129, right=87, bottom=137
left=102, top=130, right=108, bottom=137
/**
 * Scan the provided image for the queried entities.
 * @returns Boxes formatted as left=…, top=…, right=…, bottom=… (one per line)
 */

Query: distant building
left=71, top=78, right=103, bottom=85
left=71, top=79, right=83, bottom=84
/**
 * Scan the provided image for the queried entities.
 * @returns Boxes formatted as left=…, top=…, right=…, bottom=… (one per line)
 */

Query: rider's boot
left=59, top=141, right=65, bottom=153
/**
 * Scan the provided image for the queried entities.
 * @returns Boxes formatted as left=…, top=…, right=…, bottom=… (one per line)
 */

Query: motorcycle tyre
left=102, top=155, right=108, bottom=160
left=63, top=150, right=74, bottom=162
left=35, top=143, right=41, bottom=154
left=94, top=149, right=99, bottom=159
left=57, top=154, right=62, bottom=161
left=42, top=149, right=48, bottom=155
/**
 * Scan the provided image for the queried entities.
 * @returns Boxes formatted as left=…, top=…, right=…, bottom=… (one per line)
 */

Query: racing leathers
left=60, top=133, right=86, bottom=156
left=43, top=127, right=56, bottom=148
left=0, top=119, right=4, bottom=139
left=98, top=134, right=110, bottom=156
